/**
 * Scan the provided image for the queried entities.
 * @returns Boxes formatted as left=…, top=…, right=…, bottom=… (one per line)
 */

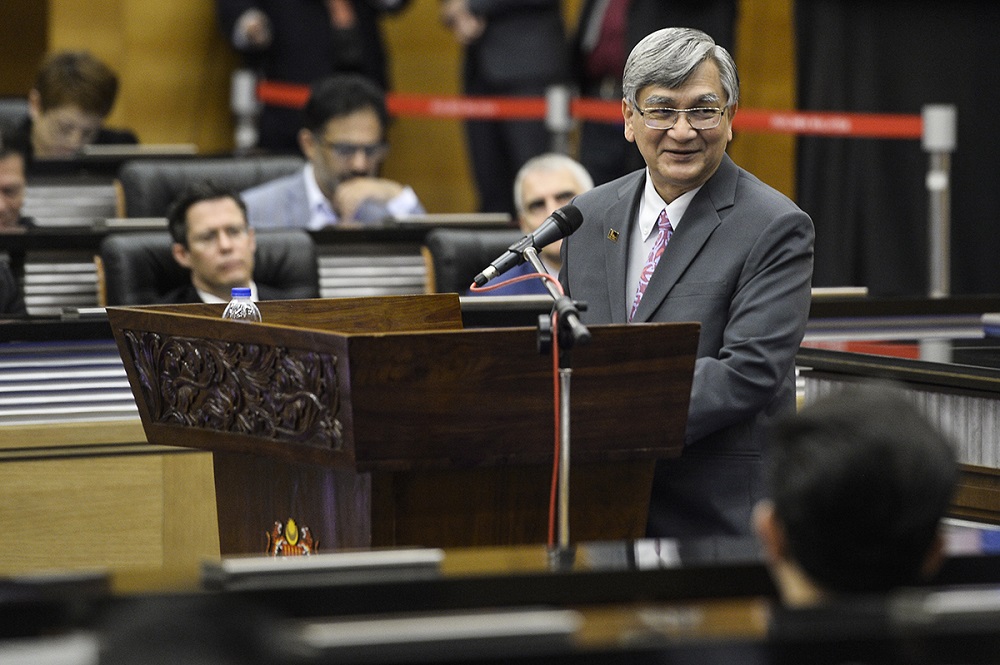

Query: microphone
left=473, top=204, right=584, bottom=287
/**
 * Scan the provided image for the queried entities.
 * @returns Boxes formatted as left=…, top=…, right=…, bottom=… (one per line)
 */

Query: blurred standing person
left=440, top=0, right=570, bottom=216
left=216, top=0, right=412, bottom=153
left=571, top=1, right=736, bottom=185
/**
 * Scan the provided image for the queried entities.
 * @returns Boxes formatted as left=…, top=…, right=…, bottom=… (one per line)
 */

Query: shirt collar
left=197, top=280, right=259, bottom=304
left=637, top=171, right=701, bottom=241
left=304, top=164, right=339, bottom=230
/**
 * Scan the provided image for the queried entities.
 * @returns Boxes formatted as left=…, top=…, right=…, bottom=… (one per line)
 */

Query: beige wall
left=43, top=0, right=797, bottom=209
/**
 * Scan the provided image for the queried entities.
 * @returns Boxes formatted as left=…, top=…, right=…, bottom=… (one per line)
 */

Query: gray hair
left=623, top=27, right=739, bottom=109
left=513, top=153, right=594, bottom=216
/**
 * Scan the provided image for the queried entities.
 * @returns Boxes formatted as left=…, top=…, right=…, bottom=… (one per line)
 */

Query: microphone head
left=551, top=204, right=584, bottom=235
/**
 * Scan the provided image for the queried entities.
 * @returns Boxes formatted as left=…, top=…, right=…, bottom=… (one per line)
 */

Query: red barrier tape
left=257, top=81, right=924, bottom=140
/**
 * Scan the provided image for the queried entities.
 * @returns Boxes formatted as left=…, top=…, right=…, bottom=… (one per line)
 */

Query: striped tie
left=629, top=208, right=672, bottom=321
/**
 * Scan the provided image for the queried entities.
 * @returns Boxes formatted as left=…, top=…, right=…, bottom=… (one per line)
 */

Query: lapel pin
left=607, top=229, right=620, bottom=242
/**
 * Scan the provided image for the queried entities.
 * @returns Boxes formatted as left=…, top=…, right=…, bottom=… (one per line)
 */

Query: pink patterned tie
left=629, top=208, right=673, bottom=321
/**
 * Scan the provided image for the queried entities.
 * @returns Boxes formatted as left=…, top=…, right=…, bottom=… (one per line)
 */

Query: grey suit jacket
left=561, top=154, right=814, bottom=537
left=242, top=171, right=312, bottom=229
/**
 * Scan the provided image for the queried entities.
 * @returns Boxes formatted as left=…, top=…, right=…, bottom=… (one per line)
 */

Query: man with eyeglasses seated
left=242, top=74, right=423, bottom=229
left=164, top=181, right=278, bottom=304
left=560, top=27, right=814, bottom=541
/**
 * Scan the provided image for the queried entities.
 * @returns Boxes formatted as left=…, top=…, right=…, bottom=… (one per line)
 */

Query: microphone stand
left=521, top=248, right=589, bottom=569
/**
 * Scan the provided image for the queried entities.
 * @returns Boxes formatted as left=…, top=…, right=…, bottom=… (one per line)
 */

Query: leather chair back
left=116, top=156, right=304, bottom=217
left=422, top=228, right=523, bottom=294
left=0, top=97, right=29, bottom=132
left=100, top=230, right=319, bottom=305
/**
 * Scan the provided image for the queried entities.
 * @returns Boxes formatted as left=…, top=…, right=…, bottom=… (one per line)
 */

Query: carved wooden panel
left=122, top=330, right=343, bottom=450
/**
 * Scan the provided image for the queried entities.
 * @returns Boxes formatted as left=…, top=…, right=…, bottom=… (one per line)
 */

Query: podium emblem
left=267, top=518, right=318, bottom=556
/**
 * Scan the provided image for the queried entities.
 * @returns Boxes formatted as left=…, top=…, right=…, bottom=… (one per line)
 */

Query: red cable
left=468, top=272, right=565, bottom=548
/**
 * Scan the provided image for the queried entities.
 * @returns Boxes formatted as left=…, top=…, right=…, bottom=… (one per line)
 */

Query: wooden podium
left=107, top=295, right=699, bottom=555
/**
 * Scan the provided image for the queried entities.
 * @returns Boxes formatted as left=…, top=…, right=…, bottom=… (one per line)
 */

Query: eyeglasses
left=317, top=139, right=388, bottom=161
left=632, top=105, right=726, bottom=131
left=189, top=225, right=249, bottom=247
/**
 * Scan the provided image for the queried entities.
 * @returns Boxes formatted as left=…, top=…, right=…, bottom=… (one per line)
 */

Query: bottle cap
left=231, top=287, right=252, bottom=298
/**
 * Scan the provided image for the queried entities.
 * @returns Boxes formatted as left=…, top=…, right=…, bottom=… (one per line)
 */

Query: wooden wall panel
left=730, top=0, right=797, bottom=199
left=0, top=421, right=219, bottom=576
left=47, top=0, right=237, bottom=153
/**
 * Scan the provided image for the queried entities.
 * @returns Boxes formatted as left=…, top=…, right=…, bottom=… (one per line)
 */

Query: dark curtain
left=795, top=1, right=1000, bottom=295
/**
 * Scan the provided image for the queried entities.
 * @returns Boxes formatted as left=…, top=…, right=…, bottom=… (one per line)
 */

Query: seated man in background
left=754, top=387, right=958, bottom=607
left=0, top=259, right=26, bottom=317
left=467, top=152, right=593, bottom=296
left=0, top=143, right=33, bottom=231
left=165, top=181, right=267, bottom=304
left=0, top=143, right=32, bottom=315
left=2, top=50, right=137, bottom=165
left=242, top=74, right=423, bottom=228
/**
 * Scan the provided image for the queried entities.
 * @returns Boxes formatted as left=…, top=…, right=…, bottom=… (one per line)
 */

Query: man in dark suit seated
left=0, top=143, right=31, bottom=316
left=755, top=388, right=958, bottom=607
left=467, top=152, right=593, bottom=296
left=165, top=181, right=280, bottom=304
left=0, top=143, right=34, bottom=231
left=1, top=50, right=137, bottom=169
left=0, top=260, right=26, bottom=317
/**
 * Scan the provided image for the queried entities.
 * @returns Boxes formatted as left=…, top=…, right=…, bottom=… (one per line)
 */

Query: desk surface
left=7, top=527, right=1000, bottom=664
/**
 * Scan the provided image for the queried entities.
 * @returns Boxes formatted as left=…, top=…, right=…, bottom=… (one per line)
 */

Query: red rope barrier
left=256, top=81, right=924, bottom=140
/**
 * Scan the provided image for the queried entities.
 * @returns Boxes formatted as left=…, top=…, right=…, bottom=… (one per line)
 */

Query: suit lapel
left=631, top=155, right=739, bottom=323
left=601, top=173, right=644, bottom=322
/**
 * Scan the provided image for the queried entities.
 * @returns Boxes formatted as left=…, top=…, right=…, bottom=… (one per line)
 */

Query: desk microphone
left=473, top=204, right=584, bottom=286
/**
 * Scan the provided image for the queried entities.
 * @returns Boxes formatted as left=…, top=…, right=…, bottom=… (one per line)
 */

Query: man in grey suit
left=560, top=27, right=814, bottom=539
left=242, top=74, right=423, bottom=229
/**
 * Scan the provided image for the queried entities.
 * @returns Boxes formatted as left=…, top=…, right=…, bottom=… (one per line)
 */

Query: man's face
left=300, top=108, right=387, bottom=203
left=29, top=96, right=104, bottom=159
left=623, top=59, right=734, bottom=203
left=0, top=153, right=26, bottom=229
left=171, top=197, right=256, bottom=300
left=518, top=168, right=583, bottom=262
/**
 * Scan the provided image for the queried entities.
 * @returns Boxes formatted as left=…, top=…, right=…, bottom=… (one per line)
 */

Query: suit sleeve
left=468, top=0, right=561, bottom=18
left=685, top=207, right=814, bottom=445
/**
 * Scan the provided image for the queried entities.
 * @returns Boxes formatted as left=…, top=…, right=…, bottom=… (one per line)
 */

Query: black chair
left=421, top=228, right=524, bottom=294
left=99, top=230, right=319, bottom=306
left=115, top=155, right=304, bottom=217
left=0, top=97, right=29, bottom=134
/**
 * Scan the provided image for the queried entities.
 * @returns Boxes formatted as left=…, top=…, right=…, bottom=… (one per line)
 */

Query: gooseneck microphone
left=473, top=204, right=584, bottom=287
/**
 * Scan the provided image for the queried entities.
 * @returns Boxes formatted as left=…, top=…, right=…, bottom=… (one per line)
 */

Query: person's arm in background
left=367, top=0, right=412, bottom=12
left=216, top=0, right=272, bottom=50
left=442, top=0, right=561, bottom=43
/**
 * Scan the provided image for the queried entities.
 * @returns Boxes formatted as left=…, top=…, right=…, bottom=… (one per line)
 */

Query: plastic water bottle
left=221, top=287, right=262, bottom=322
